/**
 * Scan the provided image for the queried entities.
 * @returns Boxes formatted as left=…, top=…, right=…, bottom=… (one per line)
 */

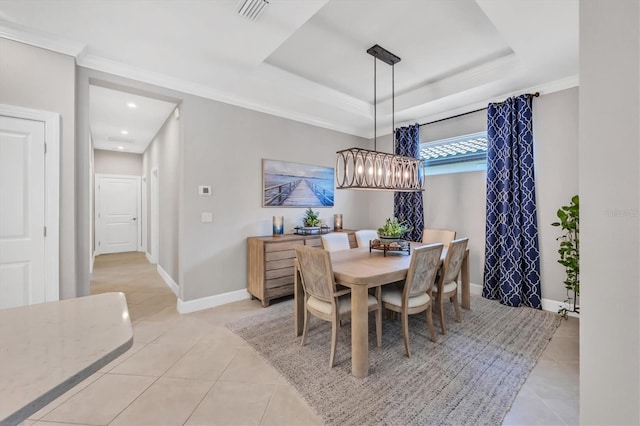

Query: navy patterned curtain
left=394, top=124, right=424, bottom=243
left=483, top=95, right=542, bottom=308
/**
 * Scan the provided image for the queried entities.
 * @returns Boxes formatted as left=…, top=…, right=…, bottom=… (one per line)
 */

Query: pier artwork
left=262, top=159, right=334, bottom=207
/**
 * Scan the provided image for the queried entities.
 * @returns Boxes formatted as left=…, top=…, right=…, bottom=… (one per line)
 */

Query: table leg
left=351, top=285, right=369, bottom=378
left=294, top=263, right=304, bottom=336
left=461, top=249, right=471, bottom=310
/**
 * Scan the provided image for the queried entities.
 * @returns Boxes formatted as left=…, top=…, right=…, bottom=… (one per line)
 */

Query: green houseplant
left=551, top=195, right=579, bottom=319
left=303, top=208, right=321, bottom=227
left=377, top=217, right=412, bottom=242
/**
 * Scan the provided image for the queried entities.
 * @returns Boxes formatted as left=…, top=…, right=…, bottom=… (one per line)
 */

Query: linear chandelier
left=336, top=44, right=424, bottom=192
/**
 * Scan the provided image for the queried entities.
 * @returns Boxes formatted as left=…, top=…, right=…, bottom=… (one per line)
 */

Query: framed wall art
left=262, top=159, right=334, bottom=207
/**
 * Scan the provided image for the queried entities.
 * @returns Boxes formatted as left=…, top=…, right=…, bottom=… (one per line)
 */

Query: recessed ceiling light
left=117, top=146, right=124, bottom=150
left=127, top=102, right=137, bottom=108
left=121, top=130, right=128, bottom=135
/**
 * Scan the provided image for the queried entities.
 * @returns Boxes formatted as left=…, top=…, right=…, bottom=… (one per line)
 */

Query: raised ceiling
left=0, top=0, right=578, bottom=139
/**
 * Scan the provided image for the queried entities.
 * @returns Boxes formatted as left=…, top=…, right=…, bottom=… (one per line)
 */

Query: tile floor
left=26, top=252, right=579, bottom=425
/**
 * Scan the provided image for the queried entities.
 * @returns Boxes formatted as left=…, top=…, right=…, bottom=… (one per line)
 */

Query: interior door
left=96, top=175, right=139, bottom=254
left=0, top=116, right=46, bottom=309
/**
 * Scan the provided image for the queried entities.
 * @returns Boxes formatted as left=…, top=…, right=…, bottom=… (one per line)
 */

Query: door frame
left=140, top=175, right=147, bottom=253
left=0, top=104, right=60, bottom=302
left=149, top=167, right=159, bottom=264
left=94, top=174, right=141, bottom=255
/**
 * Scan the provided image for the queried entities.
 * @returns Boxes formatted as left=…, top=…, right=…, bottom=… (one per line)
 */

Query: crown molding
left=78, top=53, right=371, bottom=138
left=0, top=19, right=85, bottom=57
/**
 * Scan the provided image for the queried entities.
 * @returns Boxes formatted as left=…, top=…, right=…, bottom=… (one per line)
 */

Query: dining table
left=294, top=243, right=470, bottom=378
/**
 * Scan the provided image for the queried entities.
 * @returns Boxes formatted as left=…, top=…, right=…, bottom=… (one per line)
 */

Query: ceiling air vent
left=107, top=136, right=135, bottom=144
left=237, top=0, right=269, bottom=21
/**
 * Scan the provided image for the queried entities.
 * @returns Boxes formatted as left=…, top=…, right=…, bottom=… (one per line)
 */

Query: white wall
left=0, top=38, right=77, bottom=299
left=579, top=0, right=639, bottom=423
left=142, top=108, right=180, bottom=285
left=94, top=149, right=143, bottom=176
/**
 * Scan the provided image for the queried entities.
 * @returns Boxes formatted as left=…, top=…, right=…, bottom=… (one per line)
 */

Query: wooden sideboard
left=247, top=230, right=356, bottom=307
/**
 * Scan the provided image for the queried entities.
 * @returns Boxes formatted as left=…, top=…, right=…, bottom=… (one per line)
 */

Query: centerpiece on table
left=377, top=217, right=412, bottom=246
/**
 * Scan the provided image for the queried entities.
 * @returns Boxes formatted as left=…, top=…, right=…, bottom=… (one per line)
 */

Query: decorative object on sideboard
left=272, top=216, right=284, bottom=237
left=334, top=214, right=343, bottom=231
left=551, top=195, right=579, bottom=319
left=262, top=159, right=334, bottom=207
left=335, top=44, right=423, bottom=192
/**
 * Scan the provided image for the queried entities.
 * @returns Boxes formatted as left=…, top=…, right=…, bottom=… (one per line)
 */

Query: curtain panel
left=394, top=124, right=424, bottom=243
left=483, top=95, right=542, bottom=308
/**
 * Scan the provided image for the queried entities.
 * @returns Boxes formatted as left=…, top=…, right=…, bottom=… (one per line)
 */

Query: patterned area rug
left=227, top=296, right=560, bottom=425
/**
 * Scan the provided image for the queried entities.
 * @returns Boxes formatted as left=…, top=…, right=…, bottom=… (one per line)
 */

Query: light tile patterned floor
left=27, top=252, right=578, bottom=425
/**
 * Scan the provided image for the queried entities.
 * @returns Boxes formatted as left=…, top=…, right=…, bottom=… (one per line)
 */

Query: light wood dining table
left=294, top=243, right=470, bottom=378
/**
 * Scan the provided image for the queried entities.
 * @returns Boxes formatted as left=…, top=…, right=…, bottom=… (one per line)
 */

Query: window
left=420, top=131, right=487, bottom=175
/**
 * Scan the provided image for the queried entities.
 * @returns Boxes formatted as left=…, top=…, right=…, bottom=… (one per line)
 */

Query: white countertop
left=0, top=292, right=133, bottom=426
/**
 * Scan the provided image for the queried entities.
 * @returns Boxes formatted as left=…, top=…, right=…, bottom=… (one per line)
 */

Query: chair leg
left=329, top=318, right=338, bottom=368
left=301, top=308, right=310, bottom=346
left=375, top=287, right=382, bottom=348
left=426, top=304, right=437, bottom=343
left=439, top=295, right=447, bottom=335
left=451, top=292, right=461, bottom=323
left=402, top=310, right=411, bottom=358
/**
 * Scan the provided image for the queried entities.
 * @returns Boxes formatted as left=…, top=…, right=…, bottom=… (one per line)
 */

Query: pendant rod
left=392, top=63, right=395, bottom=155
left=373, top=56, right=377, bottom=152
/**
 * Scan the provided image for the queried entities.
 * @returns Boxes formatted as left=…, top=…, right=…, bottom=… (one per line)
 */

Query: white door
left=0, top=116, right=46, bottom=309
left=96, top=175, right=139, bottom=254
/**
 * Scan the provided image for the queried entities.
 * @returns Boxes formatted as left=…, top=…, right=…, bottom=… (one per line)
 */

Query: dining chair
left=321, top=232, right=350, bottom=252
left=432, top=238, right=469, bottom=335
left=295, top=245, right=382, bottom=367
left=381, top=243, right=443, bottom=357
left=422, top=228, right=457, bottom=246
left=355, top=229, right=379, bottom=248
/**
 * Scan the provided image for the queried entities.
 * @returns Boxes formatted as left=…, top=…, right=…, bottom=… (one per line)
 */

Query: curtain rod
left=418, top=92, right=540, bottom=128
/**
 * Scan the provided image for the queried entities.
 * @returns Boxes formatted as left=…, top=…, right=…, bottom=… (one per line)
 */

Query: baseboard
left=145, top=251, right=154, bottom=264
left=469, top=283, right=578, bottom=318
left=177, top=289, right=251, bottom=314
left=89, top=252, right=95, bottom=274
left=156, top=264, right=179, bottom=296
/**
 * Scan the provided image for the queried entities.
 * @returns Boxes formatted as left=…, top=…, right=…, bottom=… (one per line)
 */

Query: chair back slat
left=404, top=244, right=444, bottom=298
left=441, top=238, right=469, bottom=284
left=295, top=245, right=335, bottom=302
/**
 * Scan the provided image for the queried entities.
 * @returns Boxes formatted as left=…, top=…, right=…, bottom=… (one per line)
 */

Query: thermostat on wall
left=198, top=185, right=212, bottom=196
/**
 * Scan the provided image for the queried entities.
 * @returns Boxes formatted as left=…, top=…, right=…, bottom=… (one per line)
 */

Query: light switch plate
left=201, top=212, right=213, bottom=223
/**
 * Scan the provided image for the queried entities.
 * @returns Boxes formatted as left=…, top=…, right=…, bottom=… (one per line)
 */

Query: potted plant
left=377, top=217, right=412, bottom=244
left=303, top=208, right=321, bottom=228
left=551, top=195, right=579, bottom=319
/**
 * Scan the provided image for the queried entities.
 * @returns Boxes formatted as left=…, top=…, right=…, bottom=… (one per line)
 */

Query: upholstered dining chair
left=321, top=232, right=350, bottom=252
left=381, top=243, right=443, bottom=357
left=432, top=238, right=469, bottom=335
left=355, top=229, right=379, bottom=248
left=422, top=228, right=457, bottom=246
left=295, top=245, right=382, bottom=367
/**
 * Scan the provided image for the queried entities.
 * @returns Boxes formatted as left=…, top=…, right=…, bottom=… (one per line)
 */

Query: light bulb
left=357, top=165, right=363, bottom=174
left=368, top=166, right=373, bottom=175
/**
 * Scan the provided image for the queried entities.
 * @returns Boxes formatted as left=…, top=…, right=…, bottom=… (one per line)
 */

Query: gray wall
left=94, top=149, right=143, bottom=176
left=580, top=0, right=639, bottom=423
left=0, top=38, right=77, bottom=299
left=75, top=67, right=370, bottom=303
left=368, top=88, right=579, bottom=304
left=142, top=108, right=180, bottom=285
left=179, top=97, right=370, bottom=301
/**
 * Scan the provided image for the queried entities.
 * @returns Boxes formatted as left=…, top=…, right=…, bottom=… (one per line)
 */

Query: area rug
left=227, top=296, right=560, bottom=425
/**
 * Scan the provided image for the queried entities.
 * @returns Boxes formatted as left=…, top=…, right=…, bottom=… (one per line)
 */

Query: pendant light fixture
left=335, top=44, right=424, bottom=192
